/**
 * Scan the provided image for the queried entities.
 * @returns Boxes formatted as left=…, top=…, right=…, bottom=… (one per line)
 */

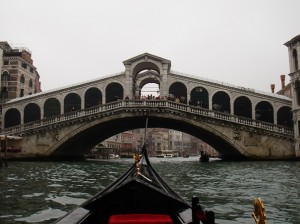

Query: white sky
left=1, top=0, right=299, bottom=93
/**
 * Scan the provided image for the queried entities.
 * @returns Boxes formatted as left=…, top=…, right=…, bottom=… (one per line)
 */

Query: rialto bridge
left=0, top=53, right=296, bottom=160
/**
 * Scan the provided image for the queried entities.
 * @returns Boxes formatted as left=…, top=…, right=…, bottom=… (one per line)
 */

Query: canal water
left=0, top=157, right=299, bottom=224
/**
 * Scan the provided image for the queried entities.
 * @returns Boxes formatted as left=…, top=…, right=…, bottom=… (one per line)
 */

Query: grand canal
left=0, top=157, right=299, bottom=224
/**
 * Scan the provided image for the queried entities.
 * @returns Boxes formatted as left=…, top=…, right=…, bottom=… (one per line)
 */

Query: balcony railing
left=1, top=100, right=294, bottom=137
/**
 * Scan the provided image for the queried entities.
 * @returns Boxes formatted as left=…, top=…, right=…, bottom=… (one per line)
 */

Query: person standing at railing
left=125, top=96, right=129, bottom=105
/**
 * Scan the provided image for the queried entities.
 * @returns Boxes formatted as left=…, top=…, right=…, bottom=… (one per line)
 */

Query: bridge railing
left=1, top=100, right=294, bottom=136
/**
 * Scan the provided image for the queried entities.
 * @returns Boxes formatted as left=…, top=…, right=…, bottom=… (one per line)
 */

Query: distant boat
left=156, top=153, right=174, bottom=158
left=199, top=151, right=209, bottom=162
left=182, top=153, right=190, bottom=158
left=109, top=154, right=120, bottom=159
left=165, top=153, right=173, bottom=158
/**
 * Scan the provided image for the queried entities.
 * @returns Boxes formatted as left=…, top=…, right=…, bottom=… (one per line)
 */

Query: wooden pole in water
left=0, top=136, right=3, bottom=169
left=4, top=135, right=8, bottom=167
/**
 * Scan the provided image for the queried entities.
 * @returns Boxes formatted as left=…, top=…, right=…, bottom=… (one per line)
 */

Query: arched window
left=85, top=87, right=102, bottom=108
left=295, top=79, right=300, bottom=106
left=106, top=83, right=124, bottom=103
left=234, top=96, right=252, bottom=119
left=44, top=98, right=61, bottom=118
left=20, top=74, right=25, bottom=94
left=24, top=103, right=41, bottom=123
left=277, top=106, right=292, bottom=127
left=64, top=93, right=81, bottom=113
left=169, top=82, right=187, bottom=103
left=255, top=101, right=274, bottom=123
left=1, top=71, right=9, bottom=83
left=212, top=91, right=230, bottom=113
left=190, top=86, right=209, bottom=108
left=293, top=49, right=299, bottom=71
left=4, top=108, right=21, bottom=128
left=29, top=79, right=33, bottom=88
left=20, top=89, right=24, bottom=97
left=20, top=74, right=25, bottom=84
left=1, top=71, right=9, bottom=100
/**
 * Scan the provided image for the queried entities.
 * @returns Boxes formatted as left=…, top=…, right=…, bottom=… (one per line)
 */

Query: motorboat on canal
left=54, top=143, right=215, bottom=224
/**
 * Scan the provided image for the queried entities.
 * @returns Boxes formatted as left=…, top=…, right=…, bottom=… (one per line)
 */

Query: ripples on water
left=0, top=158, right=299, bottom=224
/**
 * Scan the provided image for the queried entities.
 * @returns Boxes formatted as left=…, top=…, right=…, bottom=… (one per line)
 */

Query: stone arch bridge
left=2, top=100, right=295, bottom=160
left=0, top=53, right=296, bottom=160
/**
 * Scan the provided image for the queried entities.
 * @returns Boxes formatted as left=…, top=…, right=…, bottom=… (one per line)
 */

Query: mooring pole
left=4, top=135, right=8, bottom=168
left=0, top=137, right=2, bottom=169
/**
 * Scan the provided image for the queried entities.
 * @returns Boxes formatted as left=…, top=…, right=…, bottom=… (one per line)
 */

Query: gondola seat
left=108, top=214, right=173, bottom=224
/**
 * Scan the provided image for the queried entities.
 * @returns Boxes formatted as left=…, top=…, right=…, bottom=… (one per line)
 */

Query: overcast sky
left=1, top=0, right=299, bottom=94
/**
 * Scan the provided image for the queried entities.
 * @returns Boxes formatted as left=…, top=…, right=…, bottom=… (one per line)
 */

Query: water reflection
left=0, top=158, right=299, bottom=224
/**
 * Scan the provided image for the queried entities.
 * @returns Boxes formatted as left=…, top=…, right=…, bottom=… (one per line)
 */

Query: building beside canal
left=0, top=41, right=42, bottom=131
left=94, top=128, right=218, bottom=158
left=0, top=41, right=42, bottom=103
left=284, top=34, right=300, bottom=157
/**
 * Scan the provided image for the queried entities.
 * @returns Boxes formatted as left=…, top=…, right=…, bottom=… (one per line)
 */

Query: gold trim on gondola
left=133, top=153, right=152, bottom=182
left=133, top=153, right=142, bottom=174
left=252, top=197, right=266, bottom=224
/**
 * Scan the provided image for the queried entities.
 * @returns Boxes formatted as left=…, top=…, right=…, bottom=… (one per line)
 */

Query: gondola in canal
left=199, top=151, right=209, bottom=163
left=54, top=143, right=215, bottom=224
left=54, top=119, right=215, bottom=224
left=54, top=118, right=266, bottom=224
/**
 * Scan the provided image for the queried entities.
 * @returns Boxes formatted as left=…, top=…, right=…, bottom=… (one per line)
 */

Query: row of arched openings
left=167, top=82, right=292, bottom=127
left=4, top=84, right=120, bottom=128
left=4, top=82, right=293, bottom=128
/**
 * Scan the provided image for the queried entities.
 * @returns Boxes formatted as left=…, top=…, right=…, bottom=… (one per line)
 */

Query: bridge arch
left=190, top=86, right=209, bottom=108
left=106, top=82, right=124, bottom=103
left=4, top=108, right=21, bottom=128
left=277, top=106, right=293, bottom=127
left=132, top=60, right=162, bottom=81
left=234, top=96, right=252, bottom=119
left=24, top=103, right=41, bottom=123
left=212, top=91, right=231, bottom=113
left=169, top=82, right=187, bottom=103
left=48, top=113, right=248, bottom=160
left=255, top=101, right=274, bottom=123
left=135, top=71, right=161, bottom=98
left=84, top=87, right=102, bottom=108
left=64, top=93, right=81, bottom=113
left=44, top=98, right=61, bottom=118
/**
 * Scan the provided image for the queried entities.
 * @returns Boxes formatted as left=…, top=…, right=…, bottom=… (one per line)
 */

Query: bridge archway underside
left=3, top=101, right=294, bottom=160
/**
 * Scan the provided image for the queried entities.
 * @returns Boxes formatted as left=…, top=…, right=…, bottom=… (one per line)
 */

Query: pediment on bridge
left=123, top=52, right=171, bottom=66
